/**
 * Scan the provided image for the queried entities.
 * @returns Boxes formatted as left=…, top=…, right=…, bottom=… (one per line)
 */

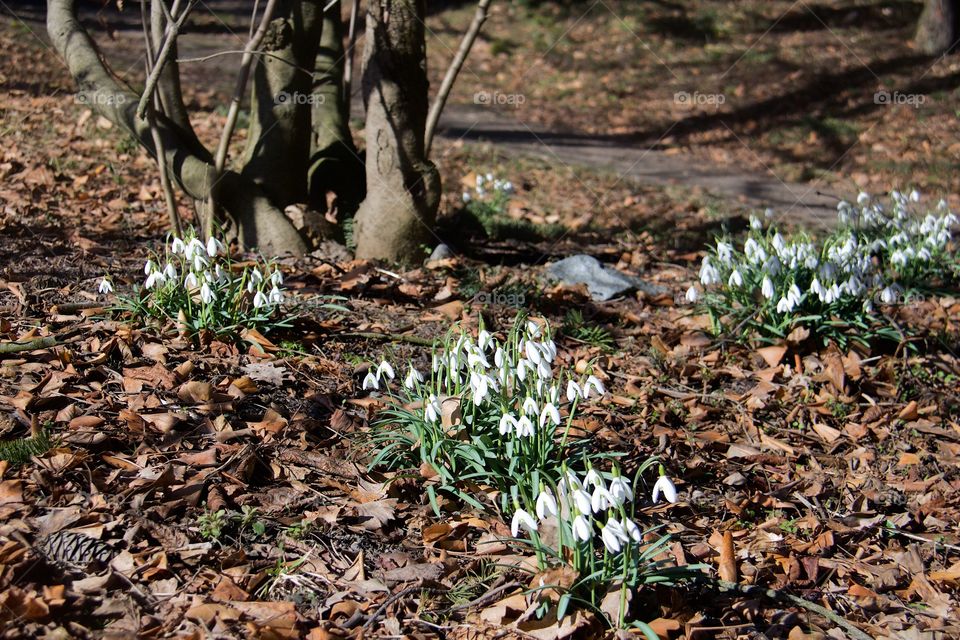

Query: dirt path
left=4, top=2, right=841, bottom=227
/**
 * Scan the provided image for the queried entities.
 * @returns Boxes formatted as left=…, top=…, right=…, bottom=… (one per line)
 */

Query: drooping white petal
left=362, top=371, right=379, bottom=391
left=535, top=489, right=559, bottom=520
left=511, top=508, right=538, bottom=537
left=651, top=476, right=679, bottom=504
left=97, top=279, right=113, bottom=294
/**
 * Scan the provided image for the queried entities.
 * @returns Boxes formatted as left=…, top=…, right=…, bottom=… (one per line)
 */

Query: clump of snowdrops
left=97, top=229, right=290, bottom=340
left=687, top=190, right=959, bottom=347
left=365, top=315, right=703, bottom=630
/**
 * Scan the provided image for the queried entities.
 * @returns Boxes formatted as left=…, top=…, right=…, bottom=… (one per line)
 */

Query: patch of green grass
left=562, top=309, right=616, bottom=351
left=0, top=429, right=53, bottom=466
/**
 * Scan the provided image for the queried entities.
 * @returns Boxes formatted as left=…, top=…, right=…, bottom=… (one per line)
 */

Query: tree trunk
left=240, top=0, right=323, bottom=207
left=353, top=0, right=440, bottom=261
left=308, top=1, right=365, bottom=218
left=916, top=0, right=959, bottom=56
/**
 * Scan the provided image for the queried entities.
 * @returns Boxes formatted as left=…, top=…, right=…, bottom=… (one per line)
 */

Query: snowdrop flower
left=478, top=329, right=492, bottom=351
left=535, top=487, right=559, bottom=520
left=583, top=375, right=604, bottom=398
left=727, top=269, right=744, bottom=288
left=377, top=361, right=396, bottom=381
left=268, top=286, right=283, bottom=305
left=652, top=475, right=679, bottom=504
left=536, top=358, right=552, bottom=381
left=716, top=241, right=734, bottom=264
left=910, top=189, right=920, bottom=203
left=571, top=489, right=592, bottom=515
left=601, top=522, right=624, bottom=554
left=685, top=286, right=700, bottom=303
left=470, top=372, right=490, bottom=406
left=608, top=475, right=633, bottom=504
left=558, top=469, right=583, bottom=496
left=521, top=396, right=539, bottom=416
left=270, top=270, right=283, bottom=286
left=494, top=347, right=505, bottom=368
left=200, top=282, right=216, bottom=304
left=425, top=395, right=441, bottom=424
left=184, top=272, right=199, bottom=289
left=566, top=380, right=583, bottom=403
left=761, top=276, right=775, bottom=300
left=787, top=284, right=802, bottom=306
left=362, top=371, right=379, bottom=391
left=776, top=295, right=793, bottom=314
left=591, top=486, right=613, bottom=513
left=624, top=518, right=643, bottom=543
left=163, top=262, right=177, bottom=281
left=572, top=514, right=593, bottom=542
left=750, top=215, right=763, bottom=230
left=185, top=237, right=205, bottom=260
left=498, top=413, right=517, bottom=435
left=205, top=236, right=221, bottom=257
left=857, top=191, right=870, bottom=206
left=253, top=290, right=268, bottom=309
left=772, top=233, right=786, bottom=255
left=467, top=351, right=490, bottom=369
left=584, top=467, right=604, bottom=490
left=511, top=507, right=538, bottom=537
left=515, top=416, right=535, bottom=438
left=193, top=254, right=208, bottom=272
left=144, top=259, right=155, bottom=276
left=526, top=320, right=541, bottom=338
left=97, top=278, right=113, bottom=295
left=699, top=257, right=721, bottom=286
left=170, top=237, right=185, bottom=254
left=404, top=367, right=423, bottom=390
left=880, top=284, right=901, bottom=305
left=145, top=271, right=165, bottom=290
left=524, top=340, right=542, bottom=365
left=516, top=359, right=532, bottom=382
left=539, top=402, right=561, bottom=428
left=461, top=192, right=471, bottom=203
left=249, top=268, right=264, bottom=286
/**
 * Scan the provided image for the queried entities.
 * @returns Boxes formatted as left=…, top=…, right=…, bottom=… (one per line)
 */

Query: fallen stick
left=0, top=336, right=58, bottom=355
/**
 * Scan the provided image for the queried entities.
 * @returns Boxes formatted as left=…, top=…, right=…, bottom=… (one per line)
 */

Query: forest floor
left=1, top=1, right=960, bottom=639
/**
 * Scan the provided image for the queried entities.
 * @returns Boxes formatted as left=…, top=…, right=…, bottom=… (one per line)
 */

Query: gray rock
left=546, top=254, right=666, bottom=302
left=428, top=243, right=455, bottom=261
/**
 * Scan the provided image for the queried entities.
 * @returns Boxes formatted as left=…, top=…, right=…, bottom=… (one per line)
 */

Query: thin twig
left=424, top=0, right=493, bottom=156
left=135, top=0, right=196, bottom=120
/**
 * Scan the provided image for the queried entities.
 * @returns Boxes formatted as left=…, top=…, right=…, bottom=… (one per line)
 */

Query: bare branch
left=424, top=0, right=493, bottom=155
left=136, top=0, right=196, bottom=120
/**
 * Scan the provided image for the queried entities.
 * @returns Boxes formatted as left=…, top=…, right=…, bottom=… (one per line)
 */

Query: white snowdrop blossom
left=184, top=272, right=199, bottom=289
left=97, top=278, right=113, bottom=295
left=572, top=514, right=593, bottom=542
left=652, top=475, right=679, bottom=504
left=404, top=367, right=424, bottom=390
left=566, top=380, right=583, bottom=403
left=727, top=269, right=744, bottom=288
left=535, top=488, right=559, bottom=520
left=200, top=282, right=216, bottom=304
left=511, top=508, right=538, bottom=537
left=601, top=522, right=624, bottom=554
left=253, top=290, right=268, bottom=309
left=685, top=286, right=700, bottom=303
left=362, top=371, right=379, bottom=391
left=539, top=402, right=561, bottom=428
left=376, top=361, right=396, bottom=381
left=608, top=476, right=633, bottom=504
left=424, top=395, right=441, bottom=424
left=761, top=276, right=775, bottom=300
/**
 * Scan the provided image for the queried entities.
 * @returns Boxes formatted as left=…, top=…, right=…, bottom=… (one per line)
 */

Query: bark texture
left=915, top=0, right=959, bottom=56
left=47, top=0, right=307, bottom=255
left=353, top=0, right=441, bottom=261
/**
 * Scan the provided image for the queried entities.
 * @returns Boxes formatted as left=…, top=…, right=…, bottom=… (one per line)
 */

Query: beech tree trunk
left=916, top=0, right=959, bottom=56
left=353, top=0, right=441, bottom=261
